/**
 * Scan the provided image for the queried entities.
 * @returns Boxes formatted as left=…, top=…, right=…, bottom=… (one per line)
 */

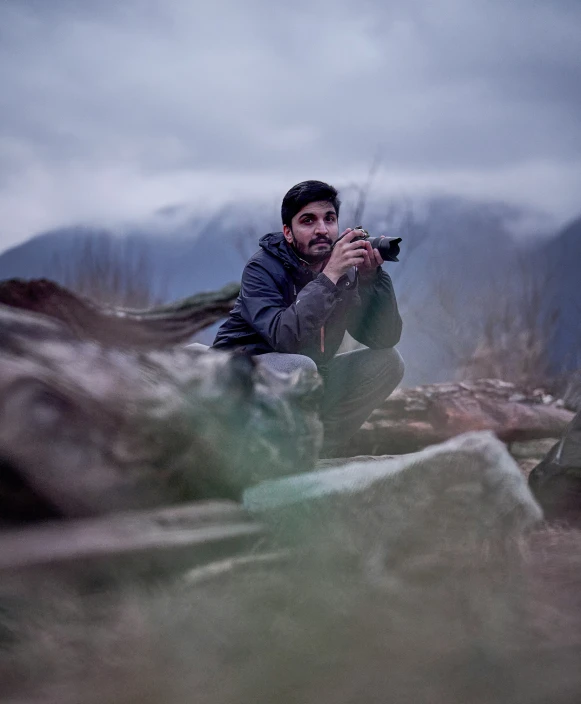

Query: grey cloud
left=0, top=0, right=579, bottom=248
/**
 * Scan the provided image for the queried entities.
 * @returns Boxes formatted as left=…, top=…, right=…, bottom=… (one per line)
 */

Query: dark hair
left=281, top=180, right=341, bottom=227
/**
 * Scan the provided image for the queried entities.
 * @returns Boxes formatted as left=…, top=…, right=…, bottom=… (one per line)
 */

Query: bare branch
left=352, top=148, right=383, bottom=225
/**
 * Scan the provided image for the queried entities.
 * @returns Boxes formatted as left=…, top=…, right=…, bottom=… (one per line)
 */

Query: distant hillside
left=0, top=216, right=247, bottom=302
left=541, top=216, right=581, bottom=373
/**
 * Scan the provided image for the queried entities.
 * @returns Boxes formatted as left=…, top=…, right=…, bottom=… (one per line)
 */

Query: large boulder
left=0, top=304, right=322, bottom=523
left=245, top=431, right=543, bottom=574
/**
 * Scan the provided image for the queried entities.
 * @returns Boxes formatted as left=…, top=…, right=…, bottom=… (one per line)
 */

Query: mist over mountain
left=0, top=195, right=577, bottom=384
left=540, top=216, right=581, bottom=372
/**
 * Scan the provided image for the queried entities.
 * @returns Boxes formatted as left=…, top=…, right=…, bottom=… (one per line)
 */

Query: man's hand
left=322, top=228, right=367, bottom=284
left=358, top=240, right=384, bottom=280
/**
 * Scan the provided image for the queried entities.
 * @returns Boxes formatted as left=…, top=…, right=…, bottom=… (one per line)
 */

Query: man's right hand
left=322, top=228, right=367, bottom=284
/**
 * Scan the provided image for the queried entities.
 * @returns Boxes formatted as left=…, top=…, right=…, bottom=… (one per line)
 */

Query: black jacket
left=212, top=231, right=402, bottom=366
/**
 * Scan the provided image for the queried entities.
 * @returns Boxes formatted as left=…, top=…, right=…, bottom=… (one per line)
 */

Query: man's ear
left=282, top=225, right=293, bottom=244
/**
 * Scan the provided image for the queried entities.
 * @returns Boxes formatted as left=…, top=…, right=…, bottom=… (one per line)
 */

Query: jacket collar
left=259, top=231, right=315, bottom=274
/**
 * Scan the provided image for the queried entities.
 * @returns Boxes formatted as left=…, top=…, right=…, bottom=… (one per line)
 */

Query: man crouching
left=213, top=179, right=404, bottom=456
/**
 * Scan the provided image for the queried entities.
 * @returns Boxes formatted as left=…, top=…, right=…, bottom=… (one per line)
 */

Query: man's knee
left=384, top=347, right=405, bottom=385
left=364, top=347, right=405, bottom=386
left=255, top=352, right=318, bottom=376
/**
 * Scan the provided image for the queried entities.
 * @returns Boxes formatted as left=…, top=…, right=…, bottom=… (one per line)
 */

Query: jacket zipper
left=294, top=277, right=325, bottom=353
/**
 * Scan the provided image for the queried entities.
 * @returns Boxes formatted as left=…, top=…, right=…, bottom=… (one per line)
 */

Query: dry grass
left=1, top=524, right=581, bottom=704
left=51, top=234, right=165, bottom=308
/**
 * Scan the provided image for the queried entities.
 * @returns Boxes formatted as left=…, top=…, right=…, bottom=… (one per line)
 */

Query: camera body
left=350, top=226, right=401, bottom=262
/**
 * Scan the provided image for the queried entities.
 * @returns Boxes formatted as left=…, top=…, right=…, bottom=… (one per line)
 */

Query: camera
left=335, top=226, right=402, bottom=262
left=350, top=226, right=401, bottom=262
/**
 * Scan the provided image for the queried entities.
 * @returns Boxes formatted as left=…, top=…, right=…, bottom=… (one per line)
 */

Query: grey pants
left=186, top=343, right=404, bottom=457
left=258, top=347, right=405, bottom=456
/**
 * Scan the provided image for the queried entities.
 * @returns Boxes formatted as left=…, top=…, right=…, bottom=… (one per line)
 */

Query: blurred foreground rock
left=345, top=378, right=573, bottom=457
left=6, top=433, right=580, bottom=704
left=0, top=278, right=241, bottom=347
left=245, top=432, right=542, bottom=567
left=0, top=501, right=264, bottom=592
left=0, top=302, right=322, bottom=523
left=0, top=429, right=543, bottom=589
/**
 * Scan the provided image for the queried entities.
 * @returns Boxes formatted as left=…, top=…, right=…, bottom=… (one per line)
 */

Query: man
left=213, top=180, right=404, bottom=455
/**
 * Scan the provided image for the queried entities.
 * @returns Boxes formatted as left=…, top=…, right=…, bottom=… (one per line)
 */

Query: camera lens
left=369, top=236, right=401, bottom=262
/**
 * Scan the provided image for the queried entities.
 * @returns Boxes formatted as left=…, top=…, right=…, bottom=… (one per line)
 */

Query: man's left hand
left=358, top=241, right=384, bottom=279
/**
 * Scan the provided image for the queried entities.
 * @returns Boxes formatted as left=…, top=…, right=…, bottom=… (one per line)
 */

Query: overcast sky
left=0, top=0, right=580, bottom=250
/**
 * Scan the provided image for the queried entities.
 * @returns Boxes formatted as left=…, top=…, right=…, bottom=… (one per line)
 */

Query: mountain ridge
left=0, top=196, right=578, bottom=383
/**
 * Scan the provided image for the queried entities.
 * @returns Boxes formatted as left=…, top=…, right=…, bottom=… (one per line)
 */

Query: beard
left=290, top=232, right=333, bottom=264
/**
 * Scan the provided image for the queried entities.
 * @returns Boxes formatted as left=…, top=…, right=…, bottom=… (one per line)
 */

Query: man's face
left=283, top=200, right=339, bottom=263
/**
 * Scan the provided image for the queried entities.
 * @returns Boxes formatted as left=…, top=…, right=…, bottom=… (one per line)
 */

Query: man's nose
left=314, top=219, right=328, bottom=234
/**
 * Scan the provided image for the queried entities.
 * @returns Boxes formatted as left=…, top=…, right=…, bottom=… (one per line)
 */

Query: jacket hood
left=259, top=231, right=307, bottom=271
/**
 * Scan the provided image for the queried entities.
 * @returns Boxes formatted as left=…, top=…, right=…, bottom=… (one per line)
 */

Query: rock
left=515, top=458, right=543, bottom=479
left=0, top=501, right=264, bottom=588
left=0, top=304, right=322, bottom=522
left=529, top=409, right=581, bottom=523
left=507, top=438, right=561, bottom=478
left=244, top=431, right=543, bottom=575
left=315, top=454, right=395, bottom=470
left=0, top=278, right=241, bottom=348
left=343, top=379, right=573, bottom=457
left=509, top=439, right=561, bottom=460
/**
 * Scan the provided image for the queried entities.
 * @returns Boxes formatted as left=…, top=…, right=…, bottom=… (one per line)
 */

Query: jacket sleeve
left=347, top=267, right=402, bottom=348
left=239, top=260, right=341, bottom=353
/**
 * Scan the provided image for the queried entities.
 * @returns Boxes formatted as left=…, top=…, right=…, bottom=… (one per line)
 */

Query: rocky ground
left=335, top=377, right=576, bottom=485
left=1, top=281, right=581, bottom=703
left=2, top=433, right=581, bottom=704
left=508, top=437, right=560, bottom=477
